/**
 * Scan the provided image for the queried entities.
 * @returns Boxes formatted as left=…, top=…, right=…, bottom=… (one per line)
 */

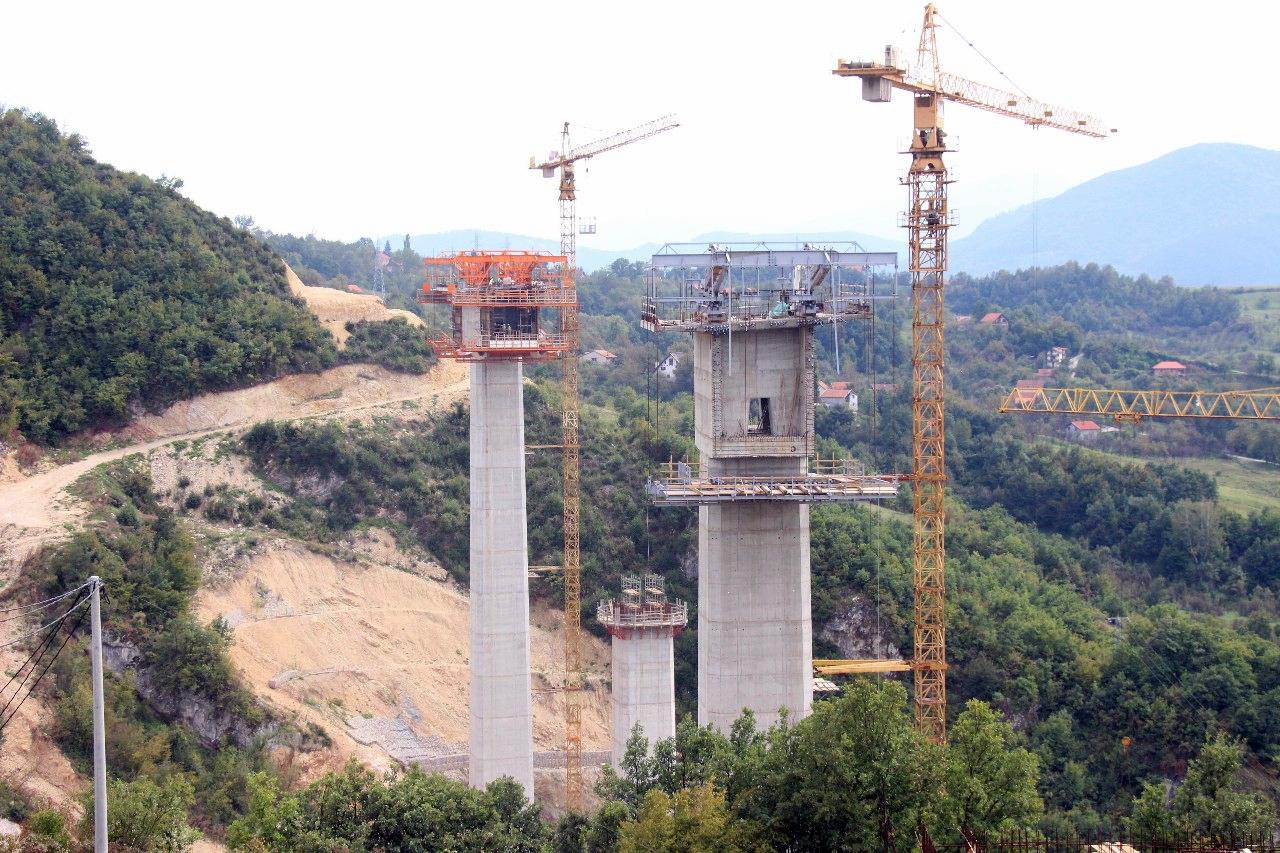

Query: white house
left=580, top=349, right=617, bottom=365
left=819, top=384, right=860, bottom=412
left=656, top=352, right=682, bottom=378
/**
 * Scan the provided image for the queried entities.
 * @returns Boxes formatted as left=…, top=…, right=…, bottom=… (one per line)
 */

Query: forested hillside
left=261, top=231, right=429, bottom=314
left=116, top=256, right=1275, bottom=839
left=950, top=262, right=1240, bottom=334
left=0, top=110, right=339, bottom=443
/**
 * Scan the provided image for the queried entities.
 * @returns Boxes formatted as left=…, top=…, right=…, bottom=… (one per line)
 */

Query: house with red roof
left=1153, top=360, right=1186, bottom=377
left=1011, top=378, right=1046, bottom=404
left=1067, top=420, right=1101, bottom=442
left=980, top=312, right=1009, bottom=329
left=818, top=385, right=858, bottom=412
left=580, top=349, right=617, bottom=365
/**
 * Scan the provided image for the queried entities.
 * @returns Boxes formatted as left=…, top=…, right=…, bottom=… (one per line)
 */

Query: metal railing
left=928, top=830, right=1280, bottom=853
left=646, top=458, right=904, bottom=504
left=597, top=600, right=689, bottom=629
left=658, top=457, right=876, bottom=483
left=418, top=286, right=576, bottom=307
left=427, top=331, right=572, bottom=360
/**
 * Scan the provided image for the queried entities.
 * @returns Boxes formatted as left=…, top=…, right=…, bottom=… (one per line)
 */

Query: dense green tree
left=937, top=700, right=1042, bottom=841
left=0, top=109, right=340, bottom=442
left=1127, top=733, right=1276, bottom=840
left=619, top=782, right=761, bottom=853
left=226, top=761, right=545, bottom=851
left=744, top=680, right=943, bottom=852
left=98, top=775, right=200, bottom=852
left=1168, top=733, right=1276, bottom=839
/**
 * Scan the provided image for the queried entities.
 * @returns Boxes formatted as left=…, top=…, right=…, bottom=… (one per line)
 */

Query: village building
left=1067, top=419, right=1101, bottom=442
left=656, top=352, right=683, bottom=378
left=1153, top=360, right=1187, bottom=377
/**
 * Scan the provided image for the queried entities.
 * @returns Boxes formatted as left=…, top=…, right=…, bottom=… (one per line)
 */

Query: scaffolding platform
left=646, top=459, right=904, bottom=505
left=427, top=331, right=572, bottom=361
left=642, top=242, right=896, bottom=333
left=598, top=574, right=688, bottom=639
left=418, top=250, right=574, bottom=362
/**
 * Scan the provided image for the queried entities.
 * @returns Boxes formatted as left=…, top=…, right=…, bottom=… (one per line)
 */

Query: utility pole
left=88, top=576, right=107, bottom=853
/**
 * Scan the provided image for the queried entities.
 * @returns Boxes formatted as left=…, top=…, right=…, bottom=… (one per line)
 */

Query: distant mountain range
left=950, top=143, right=1280, bottom=285
left=392, top=144, right=1280, bottom=285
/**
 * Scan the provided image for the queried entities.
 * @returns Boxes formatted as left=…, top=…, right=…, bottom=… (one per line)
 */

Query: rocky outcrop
left=817, top=596, right=901, bottom=660
left=103, top=637, right=281, bottom=749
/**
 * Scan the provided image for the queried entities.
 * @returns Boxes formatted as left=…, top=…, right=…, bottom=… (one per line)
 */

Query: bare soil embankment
left=0, top=260, right=605, bottom=815
left=284, top=264, right=423, bottom=346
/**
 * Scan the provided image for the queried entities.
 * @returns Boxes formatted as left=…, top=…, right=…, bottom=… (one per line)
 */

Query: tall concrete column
left=610, top=632, right=678, bottom=766
left=469, top=359, right=533, bottom=795
left=692, top=324, right=815, bottom=733
left=698, top=497, right=812, bottom=732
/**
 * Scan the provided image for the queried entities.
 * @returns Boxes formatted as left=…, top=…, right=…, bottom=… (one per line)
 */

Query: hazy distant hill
left=951, top=143, right=1280, bottom=285
left=395, top=229, right=900, bottom=272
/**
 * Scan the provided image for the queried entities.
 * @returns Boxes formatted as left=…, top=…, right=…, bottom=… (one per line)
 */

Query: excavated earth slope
left=0, top=263, right=609, bottom=819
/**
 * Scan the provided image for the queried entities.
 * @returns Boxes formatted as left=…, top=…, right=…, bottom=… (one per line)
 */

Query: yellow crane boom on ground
left=833, top=4, right=1109, bottom=743
left=529, top=115, right=678, bottom=812
left=1000, top=386, right=1280, bottom=422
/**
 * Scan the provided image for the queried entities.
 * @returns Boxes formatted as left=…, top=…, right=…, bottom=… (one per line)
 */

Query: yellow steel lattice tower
left=907, top=96, right=950, bottom=740
left=834, top=4, right=1108, bottom=742
left=531, top=116, right=679, bottom=810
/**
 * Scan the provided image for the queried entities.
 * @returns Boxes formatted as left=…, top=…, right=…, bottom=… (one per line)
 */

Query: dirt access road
left=0, top=263, right=459, bottom=573
left=0, top=360, right=468, bottom=575
left=0, top=267, right=468, bottom=815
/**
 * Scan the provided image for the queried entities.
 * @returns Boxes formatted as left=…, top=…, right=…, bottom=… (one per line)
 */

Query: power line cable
left=0, top=594, right=86, bottom=728
left=0, top=600, right=90, bottom=736
left=0, top=594, right=91, bottom=649
left=0, top=583, right=90, bottom=618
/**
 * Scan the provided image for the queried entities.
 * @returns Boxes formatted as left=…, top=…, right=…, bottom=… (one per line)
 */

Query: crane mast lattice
left=834, top=4, right=1108, bottom=742
left=529, top=115, right=679, bottom=810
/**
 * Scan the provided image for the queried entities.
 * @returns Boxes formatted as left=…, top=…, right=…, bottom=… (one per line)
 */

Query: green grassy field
left=1032, top=438, right=1280, bottom=515
left=1117, top=449, right=1280, bottom=515
left=1165, top=455, right=1280, bottom=515
left=1229, top=287, right=1280, bottom=361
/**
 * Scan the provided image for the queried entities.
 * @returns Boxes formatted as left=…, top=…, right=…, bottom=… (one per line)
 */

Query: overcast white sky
left=4, top=1, right=1274, bottom=247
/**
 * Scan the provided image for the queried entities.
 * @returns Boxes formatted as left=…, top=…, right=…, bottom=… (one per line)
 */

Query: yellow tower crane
left=833, top=5, right=1111, bottom=743
left=529, top=115, right=679, bottom=811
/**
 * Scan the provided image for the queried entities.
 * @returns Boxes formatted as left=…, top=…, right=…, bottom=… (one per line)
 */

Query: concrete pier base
left=698, top=495, right=812, bottom=732
left=468, top=360, right=534, bottom=796
left=610, top=632, right=678, bottom=766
